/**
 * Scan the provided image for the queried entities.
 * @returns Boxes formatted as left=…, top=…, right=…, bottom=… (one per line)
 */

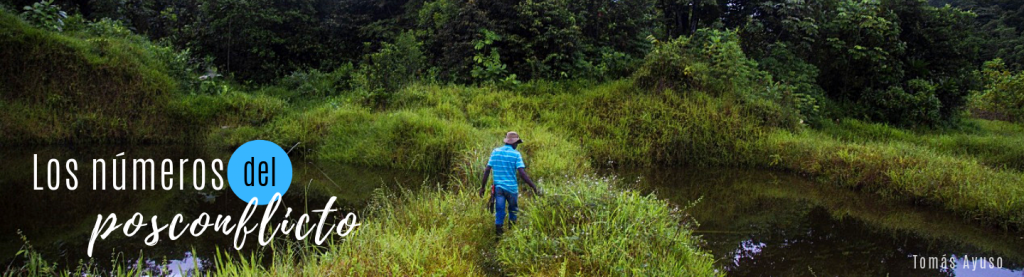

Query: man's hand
left=479, top=166, right=492, bottom=198
left=517, top=168, right=540, bottom=197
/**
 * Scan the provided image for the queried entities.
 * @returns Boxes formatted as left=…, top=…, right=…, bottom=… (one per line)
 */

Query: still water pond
left=1, top=146, right=1022, bottom=276
left=621, top=168, right=1024, bottom=276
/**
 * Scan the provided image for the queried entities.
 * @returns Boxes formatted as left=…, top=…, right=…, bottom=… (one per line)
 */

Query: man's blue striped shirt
left=488, top=145, right=526, bottom=194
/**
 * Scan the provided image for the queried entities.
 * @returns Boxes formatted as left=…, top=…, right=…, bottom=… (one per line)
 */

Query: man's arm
left=517, top=168, right=541, bottom=196
left=478, top=166, right=492, bottom=197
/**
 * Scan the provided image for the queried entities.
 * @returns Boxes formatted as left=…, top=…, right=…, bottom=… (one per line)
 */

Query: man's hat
left=503, top=131, right=523, bottom=144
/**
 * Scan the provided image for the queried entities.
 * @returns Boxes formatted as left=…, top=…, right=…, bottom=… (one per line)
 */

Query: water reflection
left=0, top=145, right=439, bottom=274
left=620, top=167, right=1024, bottom=276
left=134, top=251, right=208, bottom=277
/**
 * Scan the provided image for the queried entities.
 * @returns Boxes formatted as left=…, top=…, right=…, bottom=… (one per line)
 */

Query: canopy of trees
left=3, top=0, right=1020, bottom=127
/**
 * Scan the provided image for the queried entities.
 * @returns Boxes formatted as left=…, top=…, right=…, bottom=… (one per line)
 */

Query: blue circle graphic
left=227, top=140, right=293, bottom=205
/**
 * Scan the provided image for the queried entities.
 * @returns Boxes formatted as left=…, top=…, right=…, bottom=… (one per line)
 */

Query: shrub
left=756, top=43, right=824, bottom=125
left=19, top=0, right=65, bottom=32
left=974, top=59, right=1024, bottom=121
left=632, top=29, right=810, bottom=130
left=470, top=29, right=519, bottom=88
left=860, top=80, right=943, bottom=127
left=278, top=64, right=356, bottom=99
left=355, top=32, right=427, bottom=107
left=633, top=29, right=764, bottom=96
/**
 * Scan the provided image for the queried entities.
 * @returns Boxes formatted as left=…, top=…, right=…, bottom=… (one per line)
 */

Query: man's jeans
left=494, top=187, right=518, bottom=226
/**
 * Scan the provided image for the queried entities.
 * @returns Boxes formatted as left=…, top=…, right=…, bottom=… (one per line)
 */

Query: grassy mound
left=206, top=176, right=719, bottom=276
left=0, top=11, right=182, bottom=144
left=498, top=176, right=718, bottom=276
left=213, top=81, right=775, bottom=172
left=818, top=118, right=1024, bottom=171
left=760, top=129, right=1024, bottom=229
left=308, top=186, right=494, bottom=276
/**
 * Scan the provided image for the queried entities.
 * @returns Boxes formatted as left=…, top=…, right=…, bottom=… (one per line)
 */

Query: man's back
left=488, top=145, right=525, bottom=194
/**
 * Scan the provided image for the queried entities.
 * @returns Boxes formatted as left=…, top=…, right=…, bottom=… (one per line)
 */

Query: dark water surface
left=0, top=145, right=440, bottom=275
left=2, top=146, right=1023, bottom=276
left=619, top=168, right=1024, bottom=276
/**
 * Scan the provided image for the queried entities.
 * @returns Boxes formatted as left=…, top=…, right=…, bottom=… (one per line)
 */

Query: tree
left=934, top=0, right=1024, bottom=69
left=737, top=0, right=979, bottom=126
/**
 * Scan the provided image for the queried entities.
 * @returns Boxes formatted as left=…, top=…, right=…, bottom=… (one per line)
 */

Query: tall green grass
left=222, top=81, right=774, bottom=171
left=205, top=176, right=719, bottom=276
left=818, top=118, right=1024, bottom=171
left=307, top=185, right=494, bottom=276
left=6, top=176, right=720, bottom=276
left=759, top=130, right=1024, bottom=229
left=0, top=11, right=182, bottom=144
left=498, top=176, right=719, bottom=276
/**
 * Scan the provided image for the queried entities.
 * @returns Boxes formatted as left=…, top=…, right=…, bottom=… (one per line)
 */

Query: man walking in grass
left=479, top=131, right=541, bottom=235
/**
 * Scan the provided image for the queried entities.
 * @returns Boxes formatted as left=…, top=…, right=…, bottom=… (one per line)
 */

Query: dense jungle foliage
left=3, top=0, right=1022, bottom=128
left=2, top=0, right=1024, bottom=275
